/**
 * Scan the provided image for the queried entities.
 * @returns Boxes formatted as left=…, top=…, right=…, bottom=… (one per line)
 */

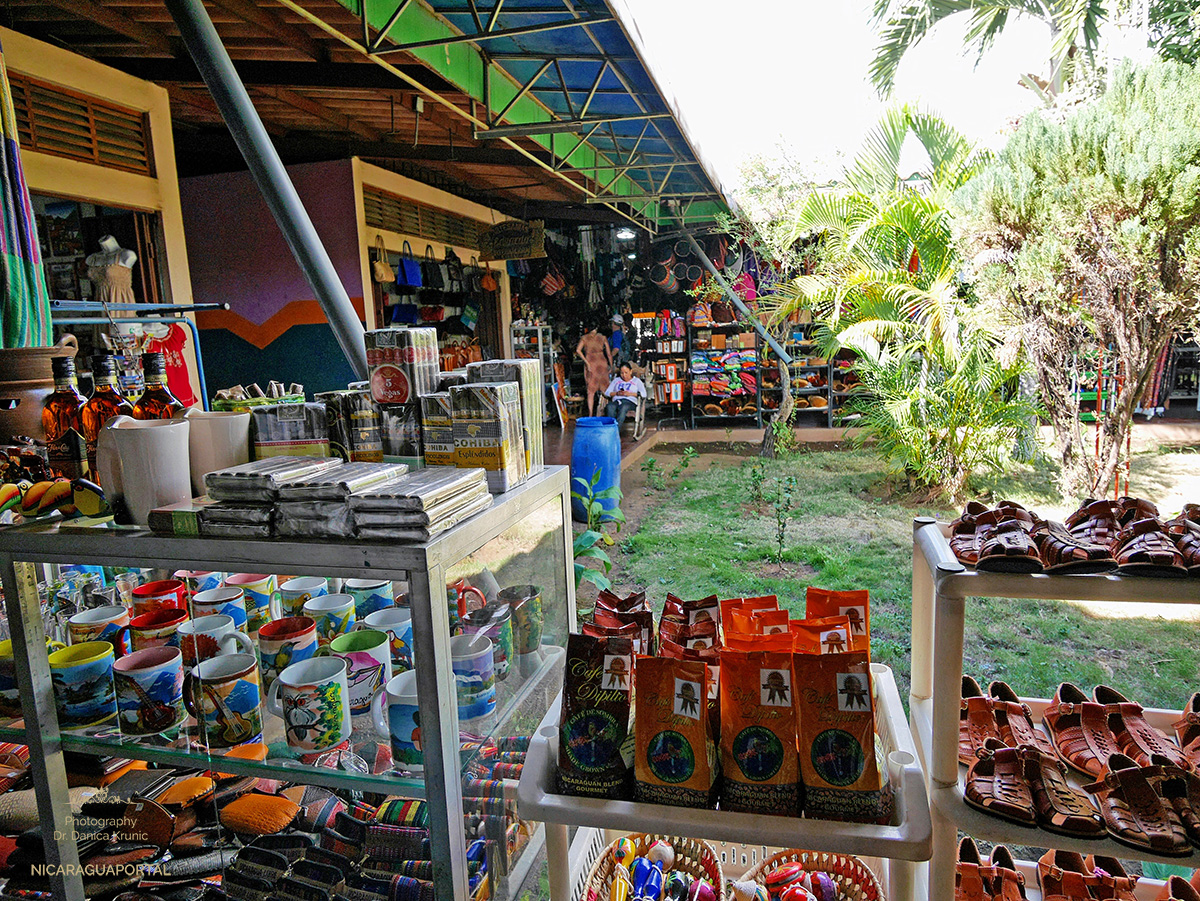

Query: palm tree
left=869, top=0, right=1113, bottom=98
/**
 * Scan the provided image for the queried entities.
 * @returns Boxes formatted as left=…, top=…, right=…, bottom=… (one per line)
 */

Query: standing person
left=609, top=313, right=626, bottom=366
left=575, top=325, right=612, bottom=416
left=604, top=363, right=646, bottom=428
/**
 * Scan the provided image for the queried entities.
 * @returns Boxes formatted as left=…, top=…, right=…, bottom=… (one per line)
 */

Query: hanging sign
left=479, top=220, right=546, bottom=262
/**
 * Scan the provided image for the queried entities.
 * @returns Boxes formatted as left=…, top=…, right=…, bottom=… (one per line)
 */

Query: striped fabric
left=0, top=37, right=52, bottom=349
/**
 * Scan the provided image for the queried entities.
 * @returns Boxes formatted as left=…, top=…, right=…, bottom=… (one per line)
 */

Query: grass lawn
left=597, top=444, right=1200, bottom=712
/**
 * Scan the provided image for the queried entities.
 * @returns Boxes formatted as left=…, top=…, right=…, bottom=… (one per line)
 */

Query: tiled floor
left=544, top=419, right=644, bottom=466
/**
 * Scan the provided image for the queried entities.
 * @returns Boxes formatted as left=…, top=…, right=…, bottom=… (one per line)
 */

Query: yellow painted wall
left=1, top=26, right=200, bottom=402
left=350, top=159, right=513, bottom=356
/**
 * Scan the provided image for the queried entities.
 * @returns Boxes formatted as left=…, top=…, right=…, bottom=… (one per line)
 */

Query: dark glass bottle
left=80, top=354, right=133, bottom=476
left=41, top=356, right=88, bottom=479
left=131, top=352, right=184, bottom=420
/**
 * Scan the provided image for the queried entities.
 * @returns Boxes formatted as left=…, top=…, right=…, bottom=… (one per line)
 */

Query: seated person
left=604, top=363, right=647, bottom=428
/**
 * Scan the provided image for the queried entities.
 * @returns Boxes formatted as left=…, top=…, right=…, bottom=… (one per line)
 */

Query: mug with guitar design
left=303, top=594, right=356, bottom=647
left=317, top=629, right=392, bottom=717
left=114, top=647, right=184, bottom=736
left=184, top=654, right=263, bottom=749
left=266, top=657, right=351, bottom=757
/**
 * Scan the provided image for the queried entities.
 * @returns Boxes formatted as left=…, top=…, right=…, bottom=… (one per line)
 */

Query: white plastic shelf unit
left=0, top=467, right=576, bottom=901
left=511, top=324, right=555, bottom=422
left=909, top=517, right=1200, bottom=901
left=517, top=662, right=932, bottom=901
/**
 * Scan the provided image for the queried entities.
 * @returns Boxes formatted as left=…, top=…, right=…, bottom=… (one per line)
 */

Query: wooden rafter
left=37, top=0, right=174, bottom=55
left=206, top=0, right=328, bottom=61
left=255, top=85, right=382, bottom=141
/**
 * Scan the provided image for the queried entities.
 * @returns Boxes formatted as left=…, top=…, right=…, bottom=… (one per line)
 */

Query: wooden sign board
left=479, top=220, right=546, bottom=262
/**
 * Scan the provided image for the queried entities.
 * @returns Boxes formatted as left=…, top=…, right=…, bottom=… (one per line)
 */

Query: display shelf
left=908, top=517, right=1200, bottom=901
left=517, top=664, right=931, bottom=862
left=511, top=325, right=555, bottom=422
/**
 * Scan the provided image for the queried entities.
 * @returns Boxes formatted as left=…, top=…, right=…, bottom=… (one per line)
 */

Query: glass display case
left=0, top=466, right=574, bottom=901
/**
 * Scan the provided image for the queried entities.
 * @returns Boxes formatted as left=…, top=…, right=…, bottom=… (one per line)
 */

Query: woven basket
left=584, top=833, right=726, bottom=901
left=743, top=849, right=884, bottom=901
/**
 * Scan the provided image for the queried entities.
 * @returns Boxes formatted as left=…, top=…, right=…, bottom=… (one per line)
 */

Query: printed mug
left=257, top=616, right=318, bottom=694
left=49, top=641, right=117, bottom=730
left=0, top=638, right=64, bottom=718
left=192, top=587, right=249, bottom=633
left=129, top=607, right=189, bottom=652
left=303, top=594, right=356, bottom=647
left=371, top=670, right=422, bottom=773
left=113, top=646, right=185, bottom=737
left=450, top=633, right=496, bottom=731
left=67, top=605, right=131, bottom=655
left=343, top=579, right=393, bottom=619
left=174, top=570, right=224, bottom=598
left=222, top=574, right=276, bottom=637
left=130, top=579, right=187, bottom=619
left=498, top=585, right=544, bottom=656
left=266, top=656, right=352, bottom=758
left=360, top=608, right=413, bottom=671
left=318, top=629, right=392, bottom=716
left=271, top=577, right=328, bottom=620
left=178, top=614, right=255, bottom=668
left=184, top=653, right=263, bottom=749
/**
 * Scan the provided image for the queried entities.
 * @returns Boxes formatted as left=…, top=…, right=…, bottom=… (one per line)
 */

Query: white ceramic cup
left=303, top=594, right=356, bottom=646
left=96, top=416, right=191, bottom=525
left=318, top=629, right=392, bottom=716
left=370, top=670, right=422, bottom=773
left=359, top=607, right=414, bottom=671
left=450, top=633, right=496, bottom=728
left=177, top=614, right=254, bottom=667
left=266, top=656, right=352, bottom=756
left=272, top=576, right=329, bottom=619
left=176, top=409, right=251, bottom=497
left=192, top=586, right=248, bottom=633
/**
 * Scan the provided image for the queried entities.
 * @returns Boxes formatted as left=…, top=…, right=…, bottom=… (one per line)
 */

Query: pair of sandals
left=1066, top=497, right=1194, bottom=577
left=950, top=502, right=1114, bottom=574
left=1036, top=849, right=1139, bottom=900
left=955, top=837, right=1025, bottom=901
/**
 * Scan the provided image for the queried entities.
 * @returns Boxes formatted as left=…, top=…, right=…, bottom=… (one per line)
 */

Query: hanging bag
left=395, top=240, right=423, bottom=291
left=372, top=236, right=395, bottom=284
left=422, top=245, right=445, bottom=291
left=481, top=262, right=498, bottom=293
left=444, top=248, right=464, bottom=293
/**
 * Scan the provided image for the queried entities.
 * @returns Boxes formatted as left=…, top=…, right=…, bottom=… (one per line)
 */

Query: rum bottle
left=80, top=354, right=133, bottom=475
left=132, top=352, right=184, bottom=420
left=41, top=356, right=88, bottom=479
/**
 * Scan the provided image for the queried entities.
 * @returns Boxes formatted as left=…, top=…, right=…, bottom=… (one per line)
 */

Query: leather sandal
left=960, top=676, right=1003, bottom=765
left=977, top=518, right=1044, bottom=574
left=1119, top=496, right=1161, bottom=524
left=1174, top=691, right=1200, bottom=769
left=1150, top=754, right=1200, bottom=847
left=964, top=738, right=1036, bottom=827
left=1032, top=519, right=1117, bottom=574
left=950, top=502, right=991, bottom=566
left=988, top=681, right=1056, bottom=758
left=1094, top=685, right=1193, bottom=770
left=1083, top=855, right=1138, bottom=900
left=1066, top=499, right=1123, bottom=548
left=955, top=836, right=991, bottom=901
left=1019, top=745, right=1106, bottom=838
left=1166, top=506, right=1200, bottom=574
left=1036, top=849, right=1092, bottom=900
left=1083, top=753, right=1192, bottom=856
left=1157, top=876, right=1200, bottom=901
left=1042, top=682, right=1123, bottom=778
left=1112, top=518, right=1189, bottom=578
left=987, top=846, right=1026, bottom=901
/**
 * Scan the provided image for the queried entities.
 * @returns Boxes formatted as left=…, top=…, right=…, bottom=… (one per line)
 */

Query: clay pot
left=0, top=334, right=78, bottom=442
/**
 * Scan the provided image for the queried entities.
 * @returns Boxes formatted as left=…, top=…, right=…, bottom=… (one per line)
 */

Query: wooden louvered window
left=363, top=186, right=485, bottom=249
left=8, top=73, right=154, bottom=177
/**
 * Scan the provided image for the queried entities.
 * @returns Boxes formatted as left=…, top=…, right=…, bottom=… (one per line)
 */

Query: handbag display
left=395, top=240, right=422, bottom=291
left=443, top=248, right=464, bottom=293
left=480, top=263, right=498, bottom=293
left=422, top=245, right=445, bottom=291
left=540, top=263, right=566, bottom=296
left=371, top=236, right=395, bottom=284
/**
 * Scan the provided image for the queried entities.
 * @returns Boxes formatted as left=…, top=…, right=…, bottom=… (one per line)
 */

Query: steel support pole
left=163, top=0, right=368, bottom=380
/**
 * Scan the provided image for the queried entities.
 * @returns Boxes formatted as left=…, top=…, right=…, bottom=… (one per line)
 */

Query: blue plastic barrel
left=571, top=416, right=621, bottom=522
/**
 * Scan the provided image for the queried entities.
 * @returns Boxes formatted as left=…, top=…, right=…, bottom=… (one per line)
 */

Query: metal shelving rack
left=908, top=518, right=1189, bottom=900
left=511, top=325, right=555, bottom=423
left=0, top=467, right=575, bottom=901
left=687, top=322, right=762, bottom=428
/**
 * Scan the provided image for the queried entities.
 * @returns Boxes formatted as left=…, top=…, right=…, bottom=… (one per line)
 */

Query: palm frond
left=869, top=0, right=973, bottom=96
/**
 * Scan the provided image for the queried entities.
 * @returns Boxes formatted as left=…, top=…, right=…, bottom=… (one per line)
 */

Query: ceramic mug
left=192, top=587, right=248, bottom=633
left=371, top=670, right=422, bottom=773
left=303, top=594, right=356, bottom=647
left=257, top=616, right=318, bottom=693
left=131, top=579, right=187, bottom=620
left=178, top=614, right=255, bottom=668
left=184, top=653, right=263, bottom=749
left=450, top=633, right=496, bottom=729
left=177, top=408, right=251, bottom=497
left=129, top=607, right=188, bottom=651
left=359, top=608, right=413, bottom=671
left=343, top=579, right=393, bottom=619
left=114, top=646, right=185, bottom=736
left=49, top=641, right=117, bottom=730
left=96, top=415, right=191, bottom=525
left=0, top=638, right=65, bottom=718
left=173, top=570, right=224, bottom=598
left=266, top=656, right=352, bottom=757
left=498, top=585, right=544, bottom=655
left=461, top=603, right=513, bottom=681
left=222, top=574, right=277, bottom=637
left=318, top=629, right=392, bottom=716
left=67, top=605, right=130, bottom=654
left=272, top=577, right=328, bottom=620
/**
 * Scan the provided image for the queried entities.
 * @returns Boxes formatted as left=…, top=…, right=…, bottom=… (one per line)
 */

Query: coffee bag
left=558, top=634, right=634, bottom=799
left=634, top=657, right=718, bottom=808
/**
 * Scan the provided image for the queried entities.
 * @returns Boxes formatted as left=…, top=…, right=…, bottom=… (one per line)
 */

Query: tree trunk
left=761, top=352, right=793, bottom=458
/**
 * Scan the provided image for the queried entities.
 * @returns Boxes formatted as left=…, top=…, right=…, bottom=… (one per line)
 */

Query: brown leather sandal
left=1173, top=691, right=1200, bottom=769
left=1036, top=850, right=1092, bottom=900
left=1112, top=518, right=1189, bottom=578
left=1166, top=506, right=1200, bottom=574
left=1042, top=682, right=1123, bottom=778
left=1083, top=753, right=1192, bottom=856
left=1150, top=754, right=1200, bottom=847
left=977, top=519, right=1044, bottom=573
left=988, top=681, right=1056, bottom=758
left=1019, top=745, right=1105, bottom=837
left=987, top=846, right=1026, bottom=901
left=955, top=836, right=990, bottom=901
left=960, top=676, right=1002, bottom=766
left=964, top=738, right=1036, bottom=826
left=1157, top=875, right=1200, bottom=901
left=950, top=501, right=991, bottom=566
left=1033, top=519, right=1117, bottom=574
left=1066, top=499, right=1123, bottom=548
left=1119, top=496, right=1161, bottom=523
left=1093, top=685, right=1193, bottom=770
left=1082, top=855, right=1138, bottom=901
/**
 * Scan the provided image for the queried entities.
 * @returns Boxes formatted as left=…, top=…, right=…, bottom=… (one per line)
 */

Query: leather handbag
left=371, top=236, right=394, bottom=284
left=443, top=248, right=464, bottom=293
left=711, top=298, right=736, bottom=323
left=395, top=241, right=422, bottom=291
left=422, top=245, right=445, bottom=291
left=419, top=305, right=445, bottom=322
left=480, top=262, right=498, bottom=293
